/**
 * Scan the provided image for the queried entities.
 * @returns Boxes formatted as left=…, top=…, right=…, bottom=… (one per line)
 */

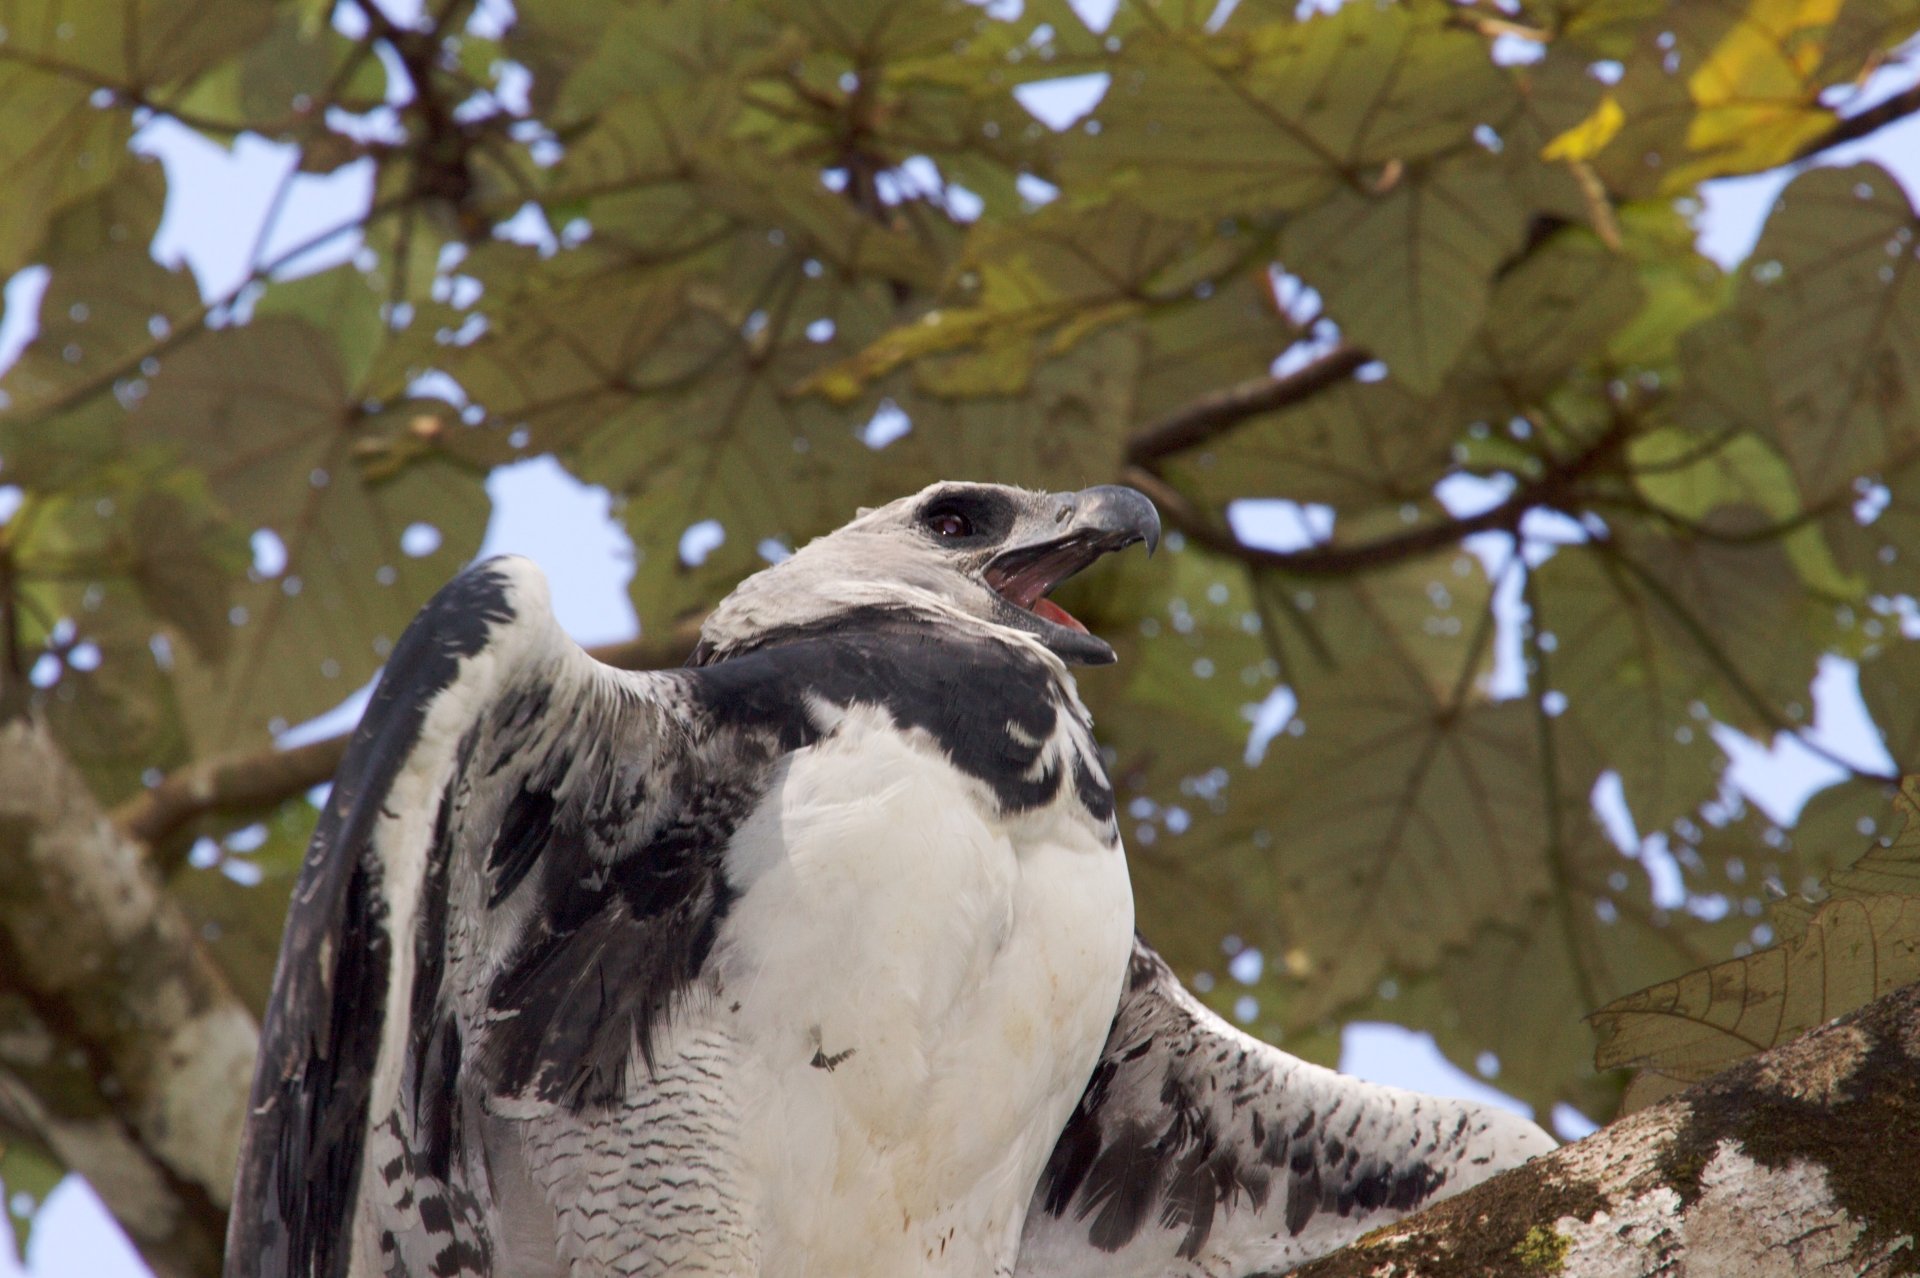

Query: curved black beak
left=1060, top=485, right=1162, bottom=557
left=982, top=485, right=1161, bottom=665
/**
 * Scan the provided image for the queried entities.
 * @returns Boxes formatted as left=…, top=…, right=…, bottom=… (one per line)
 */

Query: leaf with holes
left=1741, top=163, right=1920, bottom=504
left=1069, top=2, right=1517, bottom=217
left=1591, top=778, right=1920, bottom=1100
left=1281, top=156, right=1529, bottom=394
left=124, top=315, right=489, bottom=752
left=1529, top=534, right=1819, bottom=834
left=168, top=800, right=317, bottom=1018
left=808, top=202, right=1258, bottom=400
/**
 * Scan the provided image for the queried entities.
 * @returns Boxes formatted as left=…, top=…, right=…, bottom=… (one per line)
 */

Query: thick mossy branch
left=0, top=717, right=248, bottom=1278
left=1291, top=980, right=1920, bottom=1277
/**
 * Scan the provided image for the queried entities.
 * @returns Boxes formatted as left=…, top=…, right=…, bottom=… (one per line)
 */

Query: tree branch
left=1292, top=977, right=1920, bottom=1276
left=0, top=717, right=251, bottom=1277
left=1125, top=417, right=1628, bottom=578
left=115, top=617, right=708, bottom=852
left=1124, top=344, right=1371, bottom=467
left=1794, top=81, right=1920, bottom=161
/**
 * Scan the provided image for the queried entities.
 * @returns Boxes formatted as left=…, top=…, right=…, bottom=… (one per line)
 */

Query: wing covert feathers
left=1017, top=937, right=1558, bottom=1278
left=225, top=557, right=708, bottom=1278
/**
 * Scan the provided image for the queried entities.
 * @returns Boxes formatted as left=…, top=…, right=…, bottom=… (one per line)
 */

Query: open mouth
left=982, top=539, right=1104, bottom=635
left=977, top=485, right=1160, bottom=664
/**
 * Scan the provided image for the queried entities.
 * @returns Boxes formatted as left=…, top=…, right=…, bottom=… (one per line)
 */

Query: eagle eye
left=919, top=489, right=1011, bottom=544
left=927, top=510, right=974, bottom=539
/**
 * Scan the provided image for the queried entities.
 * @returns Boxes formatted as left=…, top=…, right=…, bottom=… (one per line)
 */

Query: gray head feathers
left=695, top=481, right=1159, bottom=666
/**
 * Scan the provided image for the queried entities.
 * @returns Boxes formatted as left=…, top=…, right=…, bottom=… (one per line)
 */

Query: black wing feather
left=226, top=565, right=513, bottom=1278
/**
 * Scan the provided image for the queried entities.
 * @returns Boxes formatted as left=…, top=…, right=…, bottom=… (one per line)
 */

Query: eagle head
left=695, top=482, right=1160, bottom=666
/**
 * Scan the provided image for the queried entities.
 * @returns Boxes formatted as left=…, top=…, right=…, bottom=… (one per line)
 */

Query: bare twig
left=0, top=547, right=23, bottom=722
left=1125, top=345, right=1371, bottom=467
left=1123, top=416, right=1630, bottom=577
left=1794, top=81, right=1920, bottom=161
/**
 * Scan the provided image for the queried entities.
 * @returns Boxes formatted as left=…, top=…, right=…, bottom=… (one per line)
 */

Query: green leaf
left=1591, top=777, right=1920, bottom=1099
left=1532, top=534, right=1817, bottom=832
left=448, top=239, right=897, bottom=624
left=1060, top=521, right=1277, bottom=799
left=127, top=316, right=489, bottom=752
left=1606, top=202, right=1730, bottom=365
left=1384, top=837, right=1750, bottom=1118
left=255, top=264, right=387, bottom=393
left=1630, top=426, right=1859, bottom=599
left=1071, top=3, right=1518, bottom=217
left=1140, top=567, right=1518, bottom=1020
left=125, top=474, right=251, bottom=661
left=0, top=81, right=130, bottom=276
left=813, top=202, right=1256, bottom=401
left=1163, top=379, right=1461, bottom=513
left=168, top=801, right=317, bottom=1017
left=40, top=597, right=194, bottom=803
left=1540, top=0, right=1883, bottom=196
left=169, top=4, right=386, bottom=130
left=0, top=1137, right=64, bottom=1260
left=1740, top=163, right=1920, bottom=504
left=1485, top=228, right=1647, bottom=391
left=1859, top=636, right=1920, bottom=776
left=0, top=0, right=275, bottom=270
left=0, top=163, right=200, bottom=425
left=0, top=0, right=271, bottom=92
left=884, top=328, right=1142, bottom=491
left=1819, top=438, right=1920, bottom=598
left=1281, top=156, right=1529, bottom=394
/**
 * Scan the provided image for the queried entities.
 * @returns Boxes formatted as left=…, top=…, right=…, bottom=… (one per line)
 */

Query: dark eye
left=927, top=510, right=974, bottom=538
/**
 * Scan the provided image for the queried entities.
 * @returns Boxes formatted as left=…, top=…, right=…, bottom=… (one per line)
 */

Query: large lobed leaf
left=1591, top=777, right=1920, bottom=1109
left=1739, top=163, right=1920, bottom=504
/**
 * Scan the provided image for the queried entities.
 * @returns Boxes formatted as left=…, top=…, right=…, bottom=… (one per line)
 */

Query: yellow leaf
left=1684, top=0, right=1843, bottom=159
left=1543, top=93, right=1625, bottom=162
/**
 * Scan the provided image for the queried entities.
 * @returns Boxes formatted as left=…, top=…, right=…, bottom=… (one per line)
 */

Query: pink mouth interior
left=1032, top=597, right=1087, bottom=633
left=986, top=547, right=1093, bottom=634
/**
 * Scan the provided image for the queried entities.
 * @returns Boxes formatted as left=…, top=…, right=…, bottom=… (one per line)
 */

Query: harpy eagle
left=228, top=481, right=1554, bottom=1278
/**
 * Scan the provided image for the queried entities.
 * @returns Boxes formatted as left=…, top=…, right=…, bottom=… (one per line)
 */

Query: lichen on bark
left=1291, top=980, right=1920, bottom=1278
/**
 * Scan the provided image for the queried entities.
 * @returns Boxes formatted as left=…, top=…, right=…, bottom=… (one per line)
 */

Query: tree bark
left=0, top=716, right=249, bottom=1278
left=1292, top=978, right=1920, bottom=1277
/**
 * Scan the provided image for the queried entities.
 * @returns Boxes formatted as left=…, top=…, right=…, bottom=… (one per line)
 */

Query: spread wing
left=225, top=557, right=771, bottom=1278
left=1017, top=938, right=1558, bottom=1277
